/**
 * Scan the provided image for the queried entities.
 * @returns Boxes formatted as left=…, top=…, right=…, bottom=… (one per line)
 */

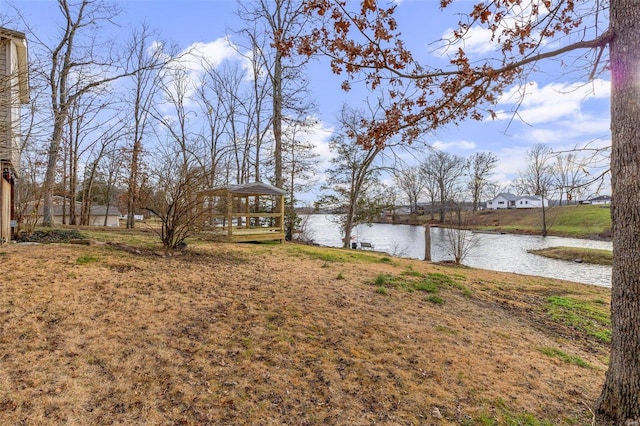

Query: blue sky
left=5, top=0, right=612, bottom=202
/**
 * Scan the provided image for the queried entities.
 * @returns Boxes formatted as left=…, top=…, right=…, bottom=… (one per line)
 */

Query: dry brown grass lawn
left=0, top=232, right=611, bottom=425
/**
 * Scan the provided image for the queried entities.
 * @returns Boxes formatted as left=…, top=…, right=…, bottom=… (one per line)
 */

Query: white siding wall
left=0, top=37, right=22, bottom=172
left=88, top=215, right=120, bottom=227
left=515, top=198, right=545, bottom=208
left=0, top=29, right=26, bottom=242
left=0, top=38, right=9, bottom=165
left=9, top=40, right=21, bottom=170
left=490, top=196, right=510, bottom=209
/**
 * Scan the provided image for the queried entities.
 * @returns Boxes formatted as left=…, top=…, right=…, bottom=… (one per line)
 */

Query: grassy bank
left=0, top=228, right=612, bottom=425
left=400, top=204, right=612, bottom=239
left=471, top=205, right=611, bottom=238
left=529, top=246, right=613, bottom=266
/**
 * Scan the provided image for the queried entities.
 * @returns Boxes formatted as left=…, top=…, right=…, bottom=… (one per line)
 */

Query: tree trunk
left=343, top=217, right=353, bottom=249
left=541, top=195, right=547, bottom=237
left=62, top=144, right=68, bottom=225
left=424, top=225, right=431, bottom=261
left=273, top=47, right=284, bottom=228
left=69, top=138, right=78, bottom=225
left=42, top=119, right=65, bottom=226
left=127, top=139, right=140, bottom=228
left=596, top=0, right=640, bottom=421
left=472, top=185, right=480, bottom=213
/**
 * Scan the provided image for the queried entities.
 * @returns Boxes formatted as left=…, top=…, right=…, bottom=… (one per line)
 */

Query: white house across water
left=486, top=193, right=548, bottom=210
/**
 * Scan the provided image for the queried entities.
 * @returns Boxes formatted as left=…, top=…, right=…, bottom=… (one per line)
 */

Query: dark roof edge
left=0, top=27, right=26, bottom=40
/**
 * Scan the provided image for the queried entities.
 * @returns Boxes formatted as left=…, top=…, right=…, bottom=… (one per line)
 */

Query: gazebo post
left=253, top=195, right=257, bottom=227
left=244, top=195, right=249, bottom=229
left=279, top=194, right=285, bottom=243
left=226, top=191, right=233, bottom=239
left=249, top=195, right=254, bottom=228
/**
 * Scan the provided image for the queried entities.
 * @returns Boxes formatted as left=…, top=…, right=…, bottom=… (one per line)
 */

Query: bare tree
left=194, top=63, right=233, bottom=188
left=193, top=53, right=273, bottom=189
left=394, top=165, right=425, bottom=215
left=421, top=150, right=465, bottom=224
left=552, top=152, right=589, bottom=205
left=321, top=106, right=385, bottom=248
left=12, top=86, right=49, bottom=236
left=77, top=135, right=112, bottom=225
left=62, top=87, right=121, bottom=225
left=142, top=150, right=207, bottom=250
left=515, top=143, right=555, bottom=236
left=233, top=28, right=274, bottom=183
left=199, top=60, right=254, bottom=185
left=153, top=66, right=195, bottom=169
left=439, top=207, right=479, bottom=265
left=30, top=0, right=140, bottom=226
left=421, top=167, right=439, bottom=221
left=282, top=116, right=318, bottom=241
left=466, top=152, right=498, bottom=212
left=15, top=143, right=46, bottom=235
left=484, top=181, right=508, bottom=202
left=96, top=144, right=126, bottom=226
left=123, top=24, right=166, bottom=229
left=238, top=0, right=315, bottom=221
left=145, top=61, right=211, bottom=245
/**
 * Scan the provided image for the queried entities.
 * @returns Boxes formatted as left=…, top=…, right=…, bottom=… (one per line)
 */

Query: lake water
left=302, top=214, right=613, bottom=287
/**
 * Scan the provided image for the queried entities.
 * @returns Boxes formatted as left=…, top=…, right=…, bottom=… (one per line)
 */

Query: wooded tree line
left=324, top=136, right=602, bottom=249
left=324, top=130, right=605, bottom=246
left=8, top=0, right=606, bottom=245
left=9, top=0, right=317, bottom=246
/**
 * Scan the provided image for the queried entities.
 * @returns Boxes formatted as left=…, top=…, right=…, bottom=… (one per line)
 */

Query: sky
left=3, top=0, right=612, bottom=203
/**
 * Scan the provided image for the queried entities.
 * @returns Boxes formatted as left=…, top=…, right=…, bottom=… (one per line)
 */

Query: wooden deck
left=207, top=226, right=285, bottom=243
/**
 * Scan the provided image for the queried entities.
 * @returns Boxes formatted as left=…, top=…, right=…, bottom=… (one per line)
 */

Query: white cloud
left=524, top=115, right=610, bottom=145
left=189, top=37, right=242, bottom=68
left=435, top=26, right=495, bottom=57
left=155, top=36, right=253, bottom=114
left=494, top=146, right=529, bottom=176
left=286, top=118, right=335, bottom=204
left=174, top=36, right=252, bottom=81
left=432, top=140, right=477, bottom=152
left=306, top=121, right=335, bottom=171
left=488, top=79, right=610, bottom=151
left=494, top=79, right=610, bottom=125
left=435, top=0, right=553, bottom=58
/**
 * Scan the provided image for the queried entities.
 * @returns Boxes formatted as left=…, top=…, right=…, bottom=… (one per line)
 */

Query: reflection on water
left=303, top=214, right=612, bottom=287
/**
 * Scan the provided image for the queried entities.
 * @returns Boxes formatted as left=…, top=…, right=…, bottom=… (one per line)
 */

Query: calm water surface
left=303, top=214, right=612, bottom=287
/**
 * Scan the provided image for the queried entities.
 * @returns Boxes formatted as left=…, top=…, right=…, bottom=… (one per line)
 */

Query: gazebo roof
left=207, top=182, right=286, bottom=197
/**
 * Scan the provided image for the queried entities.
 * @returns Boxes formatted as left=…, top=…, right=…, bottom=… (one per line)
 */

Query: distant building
left=589, top=195, right=612, bottom=205
left=120, top=214, right=145, bottom=221
left=0, top=27, right=29, bottom=242
left=486, top=193, right=518, bottom=209
left=514, top=195, right=547, bottom=209
left=28, top=197, right=122, bottom=227
left=486, top=193, right=548, bottom=210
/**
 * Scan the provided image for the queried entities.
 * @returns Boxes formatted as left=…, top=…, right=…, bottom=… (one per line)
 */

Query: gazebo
left=198, top=182, right=286, bottom=243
